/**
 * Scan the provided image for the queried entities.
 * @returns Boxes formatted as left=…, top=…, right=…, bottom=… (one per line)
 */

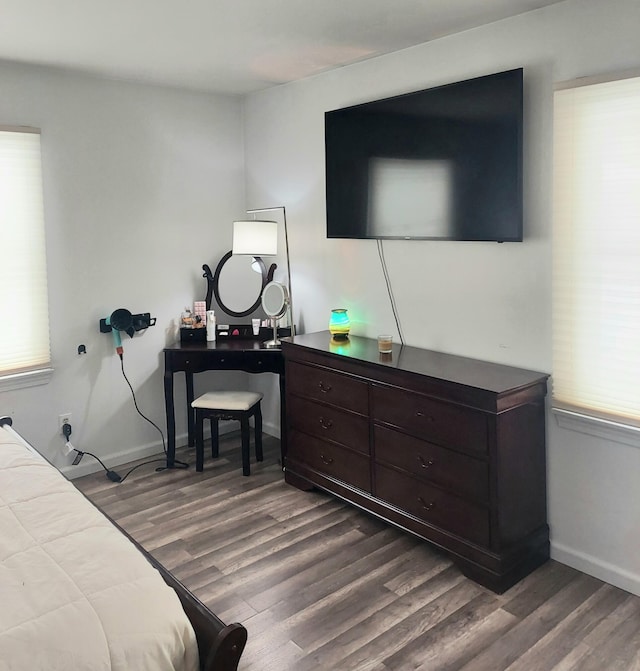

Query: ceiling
left=0, top=0, right=566, bottom=95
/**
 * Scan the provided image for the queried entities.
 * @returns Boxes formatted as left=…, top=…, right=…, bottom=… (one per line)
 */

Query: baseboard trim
left=63, top=421, right=280, bottom=480
left=61, top=435, right=182, bottom=480
left=551, top=541, right=640, bottom=597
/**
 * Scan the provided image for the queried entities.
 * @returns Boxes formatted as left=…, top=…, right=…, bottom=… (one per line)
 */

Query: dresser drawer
left=375, top=464, right=490, bottom=547
left=288, top=430, right=371, bottom=492
left=371, top=384, right=487, bottom=455
left=374, top=425, right=489, bottom=502
left=287, top=361, right=369, bottom=415
left=288, top=395, right=369, bottom=454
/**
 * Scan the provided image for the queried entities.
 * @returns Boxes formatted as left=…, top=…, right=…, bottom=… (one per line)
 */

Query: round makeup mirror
left=261, top=281, right=289, bottom=347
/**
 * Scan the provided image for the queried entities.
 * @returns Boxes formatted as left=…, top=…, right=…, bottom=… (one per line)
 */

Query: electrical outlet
left=58, top=413, right=72, bottom=434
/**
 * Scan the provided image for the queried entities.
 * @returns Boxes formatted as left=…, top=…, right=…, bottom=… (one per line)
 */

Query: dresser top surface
left=281, top=331, right=548, bottom=395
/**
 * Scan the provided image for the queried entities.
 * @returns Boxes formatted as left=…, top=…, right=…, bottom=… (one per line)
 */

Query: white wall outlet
left=58, top=413, right=72, bottom=434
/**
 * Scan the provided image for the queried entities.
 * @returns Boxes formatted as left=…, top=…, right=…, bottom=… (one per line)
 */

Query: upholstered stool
left=191, top=391, right=263, bottom=476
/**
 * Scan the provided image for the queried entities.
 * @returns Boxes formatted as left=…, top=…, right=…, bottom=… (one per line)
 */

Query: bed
left=0, top=416, right=247, bottom=671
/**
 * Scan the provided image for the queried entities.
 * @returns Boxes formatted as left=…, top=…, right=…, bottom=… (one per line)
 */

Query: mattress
left=0, top=424, right=199, bottom=671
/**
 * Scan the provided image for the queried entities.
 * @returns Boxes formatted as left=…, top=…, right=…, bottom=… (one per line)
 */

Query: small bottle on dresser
left=206, top=310, right=216, bottom=341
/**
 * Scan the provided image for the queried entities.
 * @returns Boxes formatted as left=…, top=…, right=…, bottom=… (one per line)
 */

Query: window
left=553, top=74, right=640, bottom=428
left=0, top=127, right=51, bottom=388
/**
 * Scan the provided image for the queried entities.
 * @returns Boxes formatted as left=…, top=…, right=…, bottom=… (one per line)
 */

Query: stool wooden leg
left=210, top=418, right=219, bottom=458
left=240, top=414, right=251, bottom=476
left=195, top=409, right=204, bottom=472
left=254, top=404, right=263, bottom=462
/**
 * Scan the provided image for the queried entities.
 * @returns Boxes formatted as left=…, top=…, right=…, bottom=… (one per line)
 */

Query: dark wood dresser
left=280, top=331, right=550, bottom=593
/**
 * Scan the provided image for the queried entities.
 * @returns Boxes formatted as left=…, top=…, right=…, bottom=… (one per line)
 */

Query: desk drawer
left=288, top=430, right=370, bottom=492
left=374, top=425, right=488, bottom=502
left=180, top=328, right=206, bottom=343
left=375, top=464, right=489, bottom=547
left=168, top=351, right=242, bottom=372
left=287, top=361, right=368, bottom=415
left=288, top=395, right=369, bottom=454
left=243, top=353, right=284, bottom=374
left=371, top=384, right=487, bottom=455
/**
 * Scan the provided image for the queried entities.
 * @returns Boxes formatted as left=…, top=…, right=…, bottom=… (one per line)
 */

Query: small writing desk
left=163, top=339, right=285, bottom=468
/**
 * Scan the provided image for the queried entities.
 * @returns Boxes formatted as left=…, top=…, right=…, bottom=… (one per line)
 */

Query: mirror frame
left=203, top=251, right=276, bottom=318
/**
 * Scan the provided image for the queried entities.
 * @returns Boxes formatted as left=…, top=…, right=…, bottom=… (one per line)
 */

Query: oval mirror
left=203, top=252, right=271, bottom=318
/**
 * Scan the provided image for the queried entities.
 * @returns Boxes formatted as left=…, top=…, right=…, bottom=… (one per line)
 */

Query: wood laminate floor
left=75, top=434, right=640, bottom=671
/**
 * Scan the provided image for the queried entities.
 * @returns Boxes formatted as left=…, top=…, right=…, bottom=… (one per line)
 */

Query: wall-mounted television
left=325, top=68, right=523, bottom=242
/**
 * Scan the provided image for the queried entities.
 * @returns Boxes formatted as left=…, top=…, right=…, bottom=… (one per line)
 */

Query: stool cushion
left=191, top=391, right=263, bottom=412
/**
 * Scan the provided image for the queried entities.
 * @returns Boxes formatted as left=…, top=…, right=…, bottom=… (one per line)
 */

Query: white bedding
left=0, top=424, right=199, bottom=671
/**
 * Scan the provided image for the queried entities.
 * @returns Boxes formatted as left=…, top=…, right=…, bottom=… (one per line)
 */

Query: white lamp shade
left=232, top=220, right=278, bottom=256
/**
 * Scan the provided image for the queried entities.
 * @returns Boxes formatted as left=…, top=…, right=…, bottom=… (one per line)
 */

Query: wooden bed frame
left=113, top=516, right=247, bottom=671
left=0, top=416, right=247, bottom=671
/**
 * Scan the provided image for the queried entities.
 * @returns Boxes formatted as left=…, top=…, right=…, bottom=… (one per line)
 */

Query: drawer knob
left=318, top=381, right=332, bottom=393
left=418, top=455, right=434, bottom=469
left=319, top=417, right=333, bottom=430
left=320, top=454, right=334, bottom=465
left=418, top=497, right=435, bottom=512
left=415, top=410, right=434, bottom=422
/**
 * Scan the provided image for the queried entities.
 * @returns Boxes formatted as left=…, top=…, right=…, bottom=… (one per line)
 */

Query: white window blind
left=553, top=75, right=640, bottom=427
left=0, top=127, right=51, bottom=378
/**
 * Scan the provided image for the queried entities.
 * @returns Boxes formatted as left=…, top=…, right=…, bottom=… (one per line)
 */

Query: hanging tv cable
left=377, top=239, right=405, bottom=346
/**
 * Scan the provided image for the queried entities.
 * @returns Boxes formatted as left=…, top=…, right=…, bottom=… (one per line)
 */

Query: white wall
left=0, top=61, right=247, bottom=472
left=243, top=0, right=640, bottom=594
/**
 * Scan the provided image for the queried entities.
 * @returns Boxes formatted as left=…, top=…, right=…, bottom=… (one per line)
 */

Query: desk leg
left=164, top=368, right=176, bottom=468
left=186, top=372, right=195, bottom=447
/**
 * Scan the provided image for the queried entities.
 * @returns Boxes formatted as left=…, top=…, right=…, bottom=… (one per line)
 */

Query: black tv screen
left=325, top=68, right=523, bottom=242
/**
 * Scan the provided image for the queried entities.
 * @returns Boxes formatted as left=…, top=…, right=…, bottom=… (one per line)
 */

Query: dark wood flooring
left=74, top=434, right=640, bottom=671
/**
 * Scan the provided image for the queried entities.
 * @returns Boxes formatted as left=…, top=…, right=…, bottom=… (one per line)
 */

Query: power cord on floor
left=117, top=351, right=188, bottom=473
left=62, top=351, right=189, bottom=484
left=63, top=422, right=124, bottom=481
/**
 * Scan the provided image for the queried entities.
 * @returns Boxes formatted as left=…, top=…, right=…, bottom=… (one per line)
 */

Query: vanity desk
left=280, top=331, right=550, bottom=593
left=169, top=206, right=293, bottom=471
left=163, top=336, right=286, bottom=468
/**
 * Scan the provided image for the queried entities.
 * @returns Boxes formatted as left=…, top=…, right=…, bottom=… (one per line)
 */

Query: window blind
left=0, top=127, right=51, bottom=377
left=553, top=76, right=640, bottom=427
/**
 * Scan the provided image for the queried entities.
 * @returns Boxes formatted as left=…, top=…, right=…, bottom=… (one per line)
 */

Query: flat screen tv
left=325, top=68, right=523, bottom=242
